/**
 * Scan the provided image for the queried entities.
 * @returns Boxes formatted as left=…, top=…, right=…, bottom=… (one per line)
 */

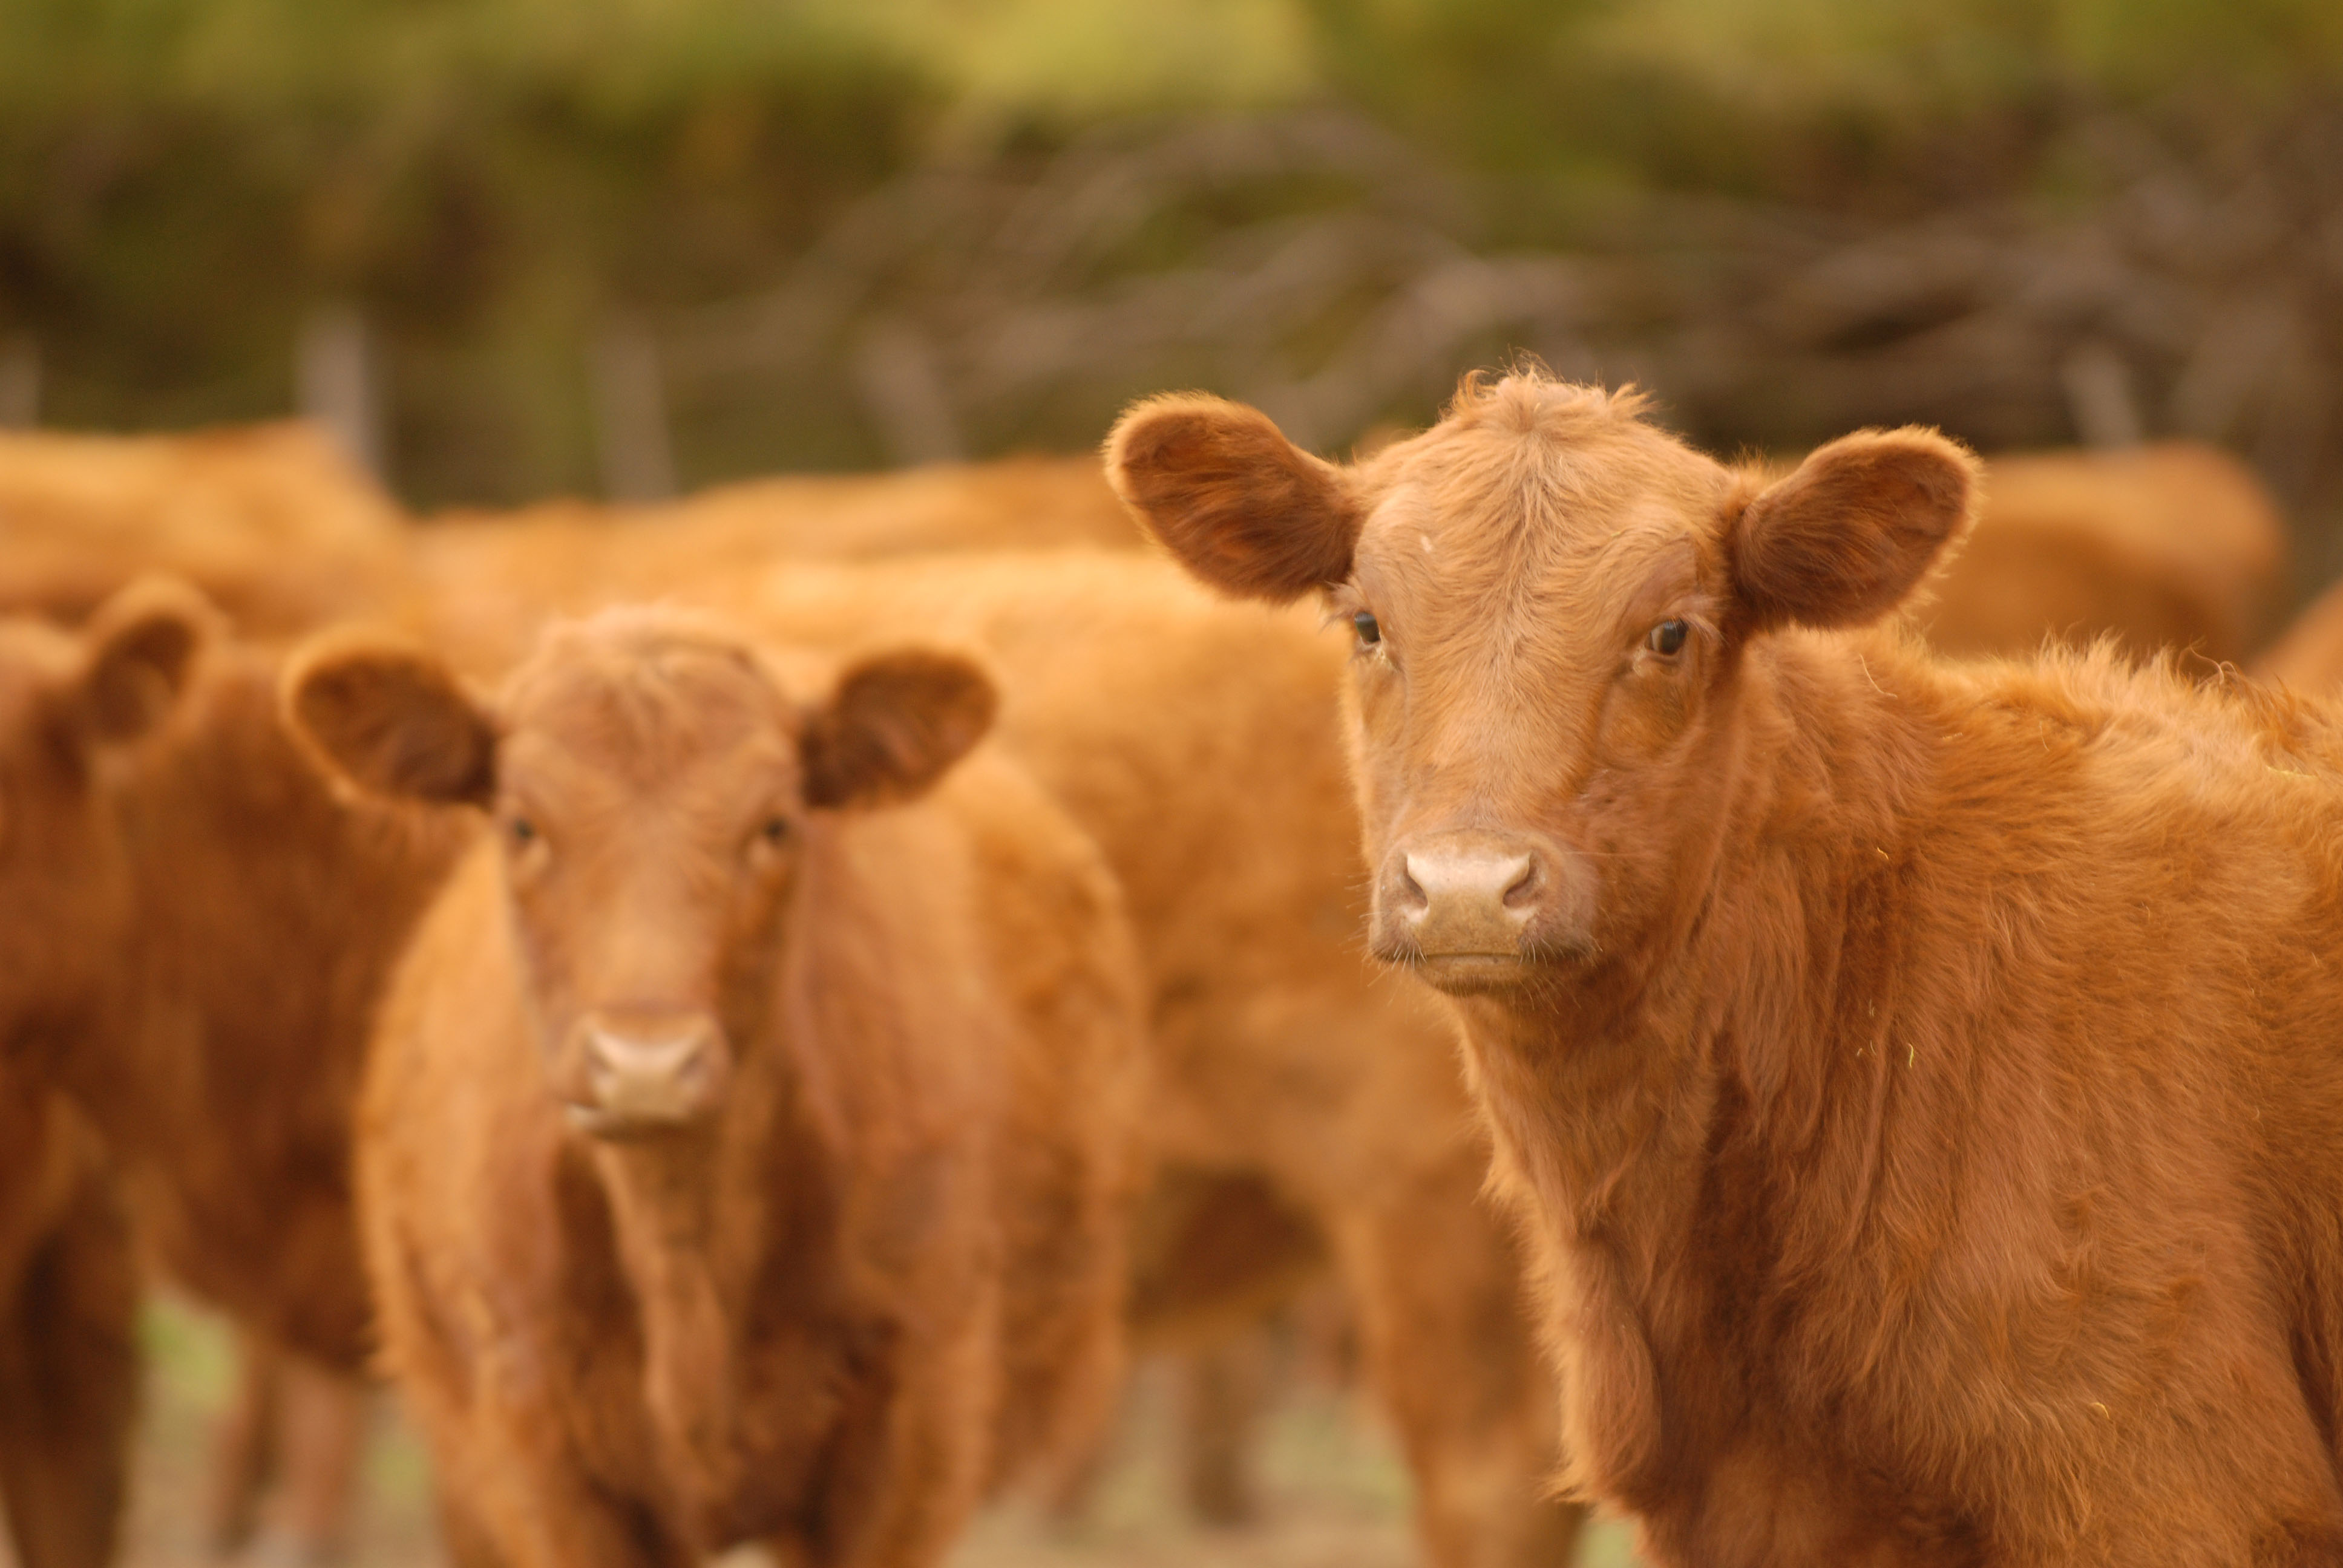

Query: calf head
left=0, top=578, right=212, bottom=1056
left=287, top=609, right=995, bottom=1137
left=1111, top=374, right=1977, bottom=995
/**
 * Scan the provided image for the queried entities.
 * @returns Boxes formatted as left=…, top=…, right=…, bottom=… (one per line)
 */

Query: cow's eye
left=760, top=816, right=789, bottom=846
left=508, top=816, right=539, bottom=848
left=1352, top=611, right=1381, bottom=647
left=1646, top=619, right=1688, bottom=656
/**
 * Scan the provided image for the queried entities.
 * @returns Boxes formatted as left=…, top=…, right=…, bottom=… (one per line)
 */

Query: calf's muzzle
left=1373, top=829, right=1584, bottom=989
left=559, top=1008, right=731, bottom=1138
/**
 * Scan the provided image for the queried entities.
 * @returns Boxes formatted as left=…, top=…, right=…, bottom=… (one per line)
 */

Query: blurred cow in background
left=2258, top=577, right=2343, bottom=694
left=1925, top=441, right=2289, bottom=665
left=0, top=423, right=406, bottom=639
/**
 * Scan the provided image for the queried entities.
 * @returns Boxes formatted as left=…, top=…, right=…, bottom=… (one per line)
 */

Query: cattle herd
left=2, top=369, right=2342, bottom=1568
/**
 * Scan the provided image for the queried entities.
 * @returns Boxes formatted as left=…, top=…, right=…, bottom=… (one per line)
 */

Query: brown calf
left=1924, top=441, right=2289, bottom=664
left=287, top=609, right=1143, bottom=1567
left=1115, top=372, right=2343, bottom=1567
left=0, top=1073, right=138, bottom=1568
left=414, top=550, right=1588, bottom=1568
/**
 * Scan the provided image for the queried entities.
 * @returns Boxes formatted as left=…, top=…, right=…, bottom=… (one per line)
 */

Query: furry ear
left=1728, top=428, right=1980, bottom=632
left=801, top=649, right=996, bottom=811
left=1107, top=394, right=1362, bottom=603
left=283, top=633, right=496, bottom=806
left=75, top=576, right=215, bottom=744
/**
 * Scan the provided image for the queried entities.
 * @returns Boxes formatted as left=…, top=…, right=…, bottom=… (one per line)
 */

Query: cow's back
left=1922, top=442, right=2288, bottom=664
left=0, top=422, right=410, bottom=636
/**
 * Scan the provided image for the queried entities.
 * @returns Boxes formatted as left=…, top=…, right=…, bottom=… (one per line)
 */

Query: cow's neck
left=1441, top=627, right=1944, bottom=1499
left=591, top=1060, right=801, bottom=1541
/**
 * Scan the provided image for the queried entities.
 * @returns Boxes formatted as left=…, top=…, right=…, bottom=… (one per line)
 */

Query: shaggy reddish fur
left=1116, top=371, right=2343, bottom=1567
left=289, top=609, right=1144, bottom=1567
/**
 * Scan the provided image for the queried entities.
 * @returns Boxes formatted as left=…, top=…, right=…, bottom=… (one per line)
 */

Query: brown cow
left=1924, top=442, right=2289, bottom=665
left=1113, top=371, right=2343, bottom=1567
left=0, top=1073, right=138, bottom=1568
left=469, top=552, right=1588, bottom=1568
left=286, top=608, right=1142, bottom=1566
left=0, top=421, right=407, bottom=636
left=0, top=578, right=470, bottom=1548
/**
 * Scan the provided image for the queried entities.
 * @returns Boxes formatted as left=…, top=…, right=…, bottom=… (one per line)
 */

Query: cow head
left=287, top=609, right=995, bottom=1137
left=0, top=578, right=212, bottom=1054
left=1110, top=374, right=1976, bottom=996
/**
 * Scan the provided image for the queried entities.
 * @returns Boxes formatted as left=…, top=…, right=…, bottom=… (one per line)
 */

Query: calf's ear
left=1727, top=428, right=1979, bottom=632
left=283, top=633, right=496, bottom=807
left=75, top=576, right=215, bottom=744
left=1107, top=394, right=1361, bottom=603
left=802, top=650, right=996, bottom=811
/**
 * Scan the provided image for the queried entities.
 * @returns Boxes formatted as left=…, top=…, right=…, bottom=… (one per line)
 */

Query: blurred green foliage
left=2, top=0, right=2338, bottom=500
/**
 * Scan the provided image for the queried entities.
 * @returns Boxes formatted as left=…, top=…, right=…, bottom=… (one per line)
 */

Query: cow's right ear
left=73, top=576, right=216, bottom=745
left=1107, top=394, right=1362, bottom=603
left=283, top=634, right=497, bottom=808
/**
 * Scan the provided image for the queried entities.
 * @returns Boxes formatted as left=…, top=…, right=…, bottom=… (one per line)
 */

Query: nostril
left=1501, top=855, right=1539, bottom=910
left=1396, top=855, right=1431, bottom=912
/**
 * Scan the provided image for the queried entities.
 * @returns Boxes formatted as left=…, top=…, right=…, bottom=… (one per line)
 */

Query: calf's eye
left=508, top=816, right=539, bottom=848
left=1647, top=619, right=1689, bottom=656
left=1352, top=611, right=1381, bottom=647
left=761, top=817, right=789, bottom=846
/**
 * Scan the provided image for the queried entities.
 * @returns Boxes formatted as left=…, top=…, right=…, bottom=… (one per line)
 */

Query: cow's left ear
left=1107, top=394, right=1362, bottom=603
left=1726, top=428, right=1979, bottom=632
left=801, top=650, right=996, bottom=811
left=283, top=634, right=498, bottom=808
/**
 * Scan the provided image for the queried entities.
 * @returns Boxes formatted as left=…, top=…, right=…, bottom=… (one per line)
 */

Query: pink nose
left=563, top=1009, right=729, bottom=1137
left=1387, top=841, right=1540, bottom=956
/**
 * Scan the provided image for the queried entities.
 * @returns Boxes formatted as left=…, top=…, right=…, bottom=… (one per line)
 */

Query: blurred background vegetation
left=4, top=0, right=2341, bottom=575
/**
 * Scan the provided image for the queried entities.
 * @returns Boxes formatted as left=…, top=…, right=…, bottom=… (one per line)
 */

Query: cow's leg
left=252, top=1355, right=370, bottom=1564
left=205, top=1329, right=284, bottom=1557
left=0, top=1155, right=141, bottom=1568
left=1176, top=1328, right=1274, bottom=1526
left=1330, top=1148, right=1588, bottom=1568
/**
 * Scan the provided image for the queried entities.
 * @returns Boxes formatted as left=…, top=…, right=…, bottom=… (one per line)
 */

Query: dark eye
left=508, top=816, right=538, bottom=847
left=1352, top=610, right=1381, bottom=646
left=1647, top=619, right=1688, bottom=656
left=760, top=816, right=789, bottom=846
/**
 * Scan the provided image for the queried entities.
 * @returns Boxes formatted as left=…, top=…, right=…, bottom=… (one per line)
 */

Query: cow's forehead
left=502, top=629, right=796, bottom=793
left=1354, top=428, right=1729, bottom=635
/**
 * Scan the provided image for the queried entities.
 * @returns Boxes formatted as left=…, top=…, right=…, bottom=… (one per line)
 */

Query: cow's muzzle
left=1371, top=830, right=1589, bottom=991
left=556, top=1008, right=731, bottom=1138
